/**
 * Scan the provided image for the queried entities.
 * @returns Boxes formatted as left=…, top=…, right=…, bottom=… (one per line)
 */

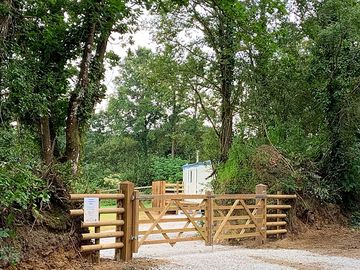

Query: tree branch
left=190, top=84, right=220, bottom=138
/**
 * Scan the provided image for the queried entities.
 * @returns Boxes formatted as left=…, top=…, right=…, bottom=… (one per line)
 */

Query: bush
left=0, top=229, right=19, bottom=267
left=0, top=128, right=49, bottom=225
left=216, top=138, right=258, bottom=193
left=0, top=165, right=49, bottom=211
left=150, top=156, right=188, bottom=183
left=216, top=137, right=303, bottom=195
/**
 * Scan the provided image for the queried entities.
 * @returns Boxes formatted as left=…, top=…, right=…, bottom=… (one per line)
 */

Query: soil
left=248, top=256, right=328, bottom=270
left=245, top=225, right=360, bottom=259
left=3, top=226, right=160, bottom=270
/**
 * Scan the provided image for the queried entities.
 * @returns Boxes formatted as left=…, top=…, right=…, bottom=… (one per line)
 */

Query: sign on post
left=84, top=197, right=99, bottom=222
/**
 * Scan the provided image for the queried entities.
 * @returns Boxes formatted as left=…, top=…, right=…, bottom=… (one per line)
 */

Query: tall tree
left=2, top=0, right=140, bottom=174
left=154, top=0, right=288, bottom=163
left=303, top=0, right=360, bottom=199
left=108, top=48, right=197, bottom=158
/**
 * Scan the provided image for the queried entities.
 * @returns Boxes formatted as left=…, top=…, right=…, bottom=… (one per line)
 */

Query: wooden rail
left=70, top=193, right=124, bottom=200
left=69, top=181, right=135, bottom=262
left=81, top=242, right=124, bottom=252
left=82, top=231, right=124, bottom=240
left=139, top=194, right=207, bottom=200
left=135, top=185, right=152, bottom=190
left=81, top=220, right=124, bottom=228
left=70, top=207, right=125, bottom=216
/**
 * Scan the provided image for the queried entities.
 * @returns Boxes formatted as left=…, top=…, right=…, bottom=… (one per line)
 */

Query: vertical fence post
left=152, top=181, right=157, bottom=208
left=255, top=184, right=267, bottom=245
left=119, top=181, right=134, bottom=262
left=175, top=181, right=179, bottom=214
left=176, top=181, right=180, bottom=194
left=276, top=191, right=281, bottom=239
left=93, top=189, right=101, bottom=263
left=115, top=185, right=123, bottom=261
left=132, top=190, right=139, bottom=253
left=160, top=180, right=166, bottom=208
left=205, top=191, right=214, bottom=246
left=152, top=181, right=166, bottom=208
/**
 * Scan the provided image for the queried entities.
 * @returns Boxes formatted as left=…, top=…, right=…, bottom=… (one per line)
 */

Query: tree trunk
left=218, top=11, right=235, bottom=163
left=64, top=9, right=113, bottom=174
left=65, top=21, right=96, bottom=175
left=89, top=31, right=111, bottom=106
left=0, top=0, right=12, bottom=58
left=0, top=0, right=13, bottom=94
left=219, top=91, right=233, bottom=163
left=49, top=117, right=60, bottom=158
left=326, top=79, right=342, bottom=178
left=65, top=97, right=82, bottom=174
left=170, top=87, right=177, bottom=158
left=171, top=139, right=176, bottom=158
left=39, top=116, right=53, bottom=166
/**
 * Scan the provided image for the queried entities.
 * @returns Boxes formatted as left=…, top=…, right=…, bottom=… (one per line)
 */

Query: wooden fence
left=69, top=182, right=137, bottom=262
left=151, top=180, right=183, bottom=209
left=70, top=182, right=295, bottom=262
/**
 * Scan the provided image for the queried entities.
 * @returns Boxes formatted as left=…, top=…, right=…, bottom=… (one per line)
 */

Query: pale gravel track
left=102, top=238, right=360, bottom=270
left=99, top=213, right=360, bottom=269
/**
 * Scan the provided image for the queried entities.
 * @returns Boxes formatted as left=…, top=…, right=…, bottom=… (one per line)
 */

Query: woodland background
left=1, top=0, right=360, bottom=265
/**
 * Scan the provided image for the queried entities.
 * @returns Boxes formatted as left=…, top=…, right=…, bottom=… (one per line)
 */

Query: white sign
left=84, top=197, right=99, bottom=223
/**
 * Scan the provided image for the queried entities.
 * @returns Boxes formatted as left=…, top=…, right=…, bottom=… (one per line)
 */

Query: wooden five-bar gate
left=70, top=182, right=296, bottom=262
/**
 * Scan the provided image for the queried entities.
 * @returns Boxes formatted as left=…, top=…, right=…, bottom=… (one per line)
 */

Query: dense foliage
left=145, top=0, right=360, bottom=208
left=1, top=2, right=360, bottom=256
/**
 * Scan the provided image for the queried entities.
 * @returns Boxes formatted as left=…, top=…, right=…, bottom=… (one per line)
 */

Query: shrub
left=0, top=128, right=49, bottom=225
left=0, top=229, right=20, bottom=267
left=149, top=156, right=188, bottom=183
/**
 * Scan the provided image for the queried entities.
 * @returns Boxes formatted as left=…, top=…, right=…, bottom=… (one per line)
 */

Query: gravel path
left=99, top=239, right=360, bottom=270
left=99, top=213, right=360, bottom=269
left=136, top=241, right=360, bottom=270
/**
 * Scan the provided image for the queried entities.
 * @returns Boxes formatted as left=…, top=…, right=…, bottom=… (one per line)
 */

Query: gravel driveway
left=99, top=239, right=360, bottom=270
left=99, top=213, right=360, bottom=269
left=136, top=241, right=360, bottom=270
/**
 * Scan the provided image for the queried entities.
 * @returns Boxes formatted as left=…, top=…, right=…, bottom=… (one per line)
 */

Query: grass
left=91, top=201, right=152, bottom=232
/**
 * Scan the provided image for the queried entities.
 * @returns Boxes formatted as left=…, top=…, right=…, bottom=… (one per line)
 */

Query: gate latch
left=131, top=235, right=138, bottom=240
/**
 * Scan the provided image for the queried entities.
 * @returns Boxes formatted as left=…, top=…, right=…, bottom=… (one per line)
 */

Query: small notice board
left=84, top=197, right=99, bottom=222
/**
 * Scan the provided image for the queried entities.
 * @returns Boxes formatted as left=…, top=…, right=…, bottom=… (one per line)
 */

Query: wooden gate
left=70, top=183, right=295, bottom=262
left=134, top=184, right=296, bottom=249
left=135, top=194, right=209, bottom=249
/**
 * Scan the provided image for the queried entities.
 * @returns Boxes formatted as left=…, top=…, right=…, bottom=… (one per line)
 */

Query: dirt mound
left=4, top=227, right=85, bottom=270
left=263, top=225, right=360, bottom=259
left=251, top=145, right=294, bottom=189
left=3, top=226, right=159, bottom=270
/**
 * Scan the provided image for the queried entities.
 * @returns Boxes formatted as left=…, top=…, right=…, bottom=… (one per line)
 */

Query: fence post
left=115, top=185, right=123, bottom=261
left=205, top=191, right=214, bottom=246
left=152, top=180, right=166, bottom=208
left=93, top=189, right=101, bottom=263
left=176, top=181, right=179, bottom=194
left=276, top=191, right=281, bottom=239
left=175, top=181, right=179, bottom=214
left=160, top=180, right=166, bottom=207
left=119, top=181, right=134, bottom=262
left=132, top=190, right=139, bottom=253
left=255, top=184, right=267, bottom=245
left=152, top=181, right=157, bottom=208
